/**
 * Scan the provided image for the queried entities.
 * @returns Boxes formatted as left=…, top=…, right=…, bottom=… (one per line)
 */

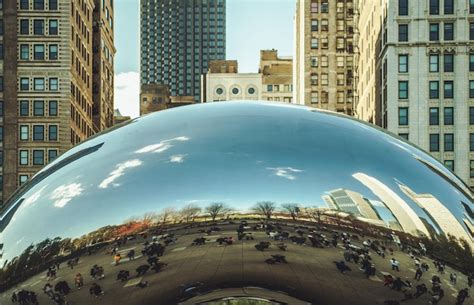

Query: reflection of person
left=75, top=273, right=84, bottom=289
left=114, top=253, right=122, bottom=265
left=89, top=283, right=104, bottom=297
left=414, top=267, right=423, bottom=280
left=390, top=258, right=399, bottom=271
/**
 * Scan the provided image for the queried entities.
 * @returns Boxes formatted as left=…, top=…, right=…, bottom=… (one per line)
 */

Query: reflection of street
left=1, top=221, right=470, bottom=305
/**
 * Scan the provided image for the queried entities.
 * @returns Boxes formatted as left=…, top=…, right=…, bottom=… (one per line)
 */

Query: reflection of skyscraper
left=327, top=189, right=362, bottom=216
left=322, top=195, right=338, bottom=210
left=399, top=184, right=473, bottom=246
left=353, top=173, right=430, bottom=237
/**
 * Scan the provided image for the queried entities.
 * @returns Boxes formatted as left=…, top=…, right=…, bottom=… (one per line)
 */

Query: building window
left=429, top=107, right=439, bottom=125
left=443, top=81, right=453, bottom=98
left=33, top=100, right=44, bottom=116
left=398, top=107, right=408, bottom=125
left=311, top=91, right=319, bottom=104
left=0, top=44, right=3, bottom=60
left=311, top=74, right=318, bottom=86
left=0, top=126, right=2, bottom=142
left=19, top=150, right=29, bottom=165
left=311, top=38, right=318, bottom=49
left=49, top=0, right=57, bottom=10
left=33, top=19, right=44, bottom=35
left=398, top=24, right=408, bottom=42
left=49, top=125, right=58, bottom=141
left=398, top=81, right=408, bottom=99
left=430, top=134, right=439, bottom=152
left=470, top=23, right=474, bottom=40
left=19, top=175, right=28, bottom=186
left=20, top=0, right=29, bottom=9
left=49, top=44, right=58, bottom=60
left=429, top=54, right=439, bottom=72
left=33, top=125, right=44, bottom=141
left=48, top=149, right=58, bottom=162
left=34, top=0, right=44, bottom=10
left=444, top=54, right=453, bottom=72
left=20, top=100, right=29, bottom=116
left=33, top=44, right=44, bottom=60
left=471, top=107, right=474, bottom=124
left=34, top=78, right=44, bottom=90
left=429, top=81, right=439, bottom=99
left=49, top=78, right=58, bottom=91
left=20, top=125, right=29, bottom=140
left=444, top=23, right=454, bottom=40
left=429, top=23, right=439, bottom=41
left=399, top=0, right=408, bottom=15
left=49, top=100, right=58, bottom=116
left=33, top=150, right=44, bottom=165
left=444, top=107, right=454, bottom=125
left=267, top=85, right=272, bottom=92
left=49, top=20, right=58, bottom=35
left=444, top=133, right=454, bottom=151
left=399, top=133, right=409, bottom=140
left=444, top=160, right=454, bottom=171
left=311, top=20, right=318, bottom=31
left=20, top=19, right=29, bottom=34
left=470, top=54, right=474, bottom=71
left=444, top=0, right=454, bottom=14
left=471, top=0, right=474, bottom=14
left=20, top=78, right=29, bottom=90
left=471, top=161, right=474, bottom=178
left=20, top=44, right=29, bottom=60
left=471, top=133, right=474, bottom=151
left=311, top=56, right=318, bottom=67
left=398, top=55, right=408, bottom=73
left=470, top=80, right=474, bottom=98
left=0, top=101, right=3, bottom=117
left=430, top=0, right=439, bottom=14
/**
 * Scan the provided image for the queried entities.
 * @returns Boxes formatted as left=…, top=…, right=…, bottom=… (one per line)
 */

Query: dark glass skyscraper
left=140, top=0, right=226, bottom=102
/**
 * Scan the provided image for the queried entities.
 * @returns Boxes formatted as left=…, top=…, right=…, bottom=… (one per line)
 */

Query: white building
left=202, top=72, right=262, bottom=102
left=355, top=0, right=474, bottom=190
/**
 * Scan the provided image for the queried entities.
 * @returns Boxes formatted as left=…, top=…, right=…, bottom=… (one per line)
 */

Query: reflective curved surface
left=1, top=101, right=473, bottom=305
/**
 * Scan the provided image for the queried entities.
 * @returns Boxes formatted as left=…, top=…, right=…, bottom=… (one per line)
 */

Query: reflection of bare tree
left=157, top=208, right=176, bottom=227
left=254, top=201, right=276, bottom=220
left=205, top=202, right=228, bottom=222
left=281, top=203, right=300, bottom=220
left=179, top=204, right=202, bottom=223
left=304, top=207, right=327, bottom=225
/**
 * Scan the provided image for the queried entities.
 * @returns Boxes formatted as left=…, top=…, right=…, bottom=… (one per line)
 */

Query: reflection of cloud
left=99, top=159, right=142, bottom=189
left=135, top=136, right=190, bottom=154
left=266, top=167, right=303, bottom=180
left=169, top=154, right=186, bottom=163
left=51, top=183, right=84, bottom=208
left=23, top=185, right=48, bottom=208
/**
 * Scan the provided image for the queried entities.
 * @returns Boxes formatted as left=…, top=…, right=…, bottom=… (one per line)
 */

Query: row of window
left=19, top=100, right=58, bottom=117
left=398, top=0, right=473, bottom=16
left=19, top=0, right=58, bottom=10
left=397, top=80, right=474, bottom=99
left=398, top=22, right=466, bottom=43
left=19, top=77, right=59, bottom=91
left=19, top=19, right=58, bottom=36
left=266, top=84, right=293, bottom=93
left=19, top=149, right=58, bottom=166
left=399, top=107, right=474, bottom=126
left=20, top=44, right=58, bottom=60
left=398, top=53, right=474, bottom=74
left=19, top=124, right=58, bottom=141
left=311, top=37, right=354, bottom=52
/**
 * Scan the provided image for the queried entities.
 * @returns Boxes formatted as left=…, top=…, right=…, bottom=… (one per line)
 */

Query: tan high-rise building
left=92, top=0, right=115, bottom=130
left=294, top=0, right=355, bottom=114
left=260, top=49, right=293, bottom=103
left=0, top=0, right=114, bottom=206
left=355, top=0, right=474, bottom=190
left=140, top=84, right=194, bottom=116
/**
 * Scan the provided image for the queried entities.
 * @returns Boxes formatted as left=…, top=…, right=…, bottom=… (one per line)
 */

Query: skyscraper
left=0, top=0, right=115, bottom=207
left=140, top=0, right=226, bottom=103
left=355, top=0, right=473, bottom=190
left=294, top=0, right=355, bottom=114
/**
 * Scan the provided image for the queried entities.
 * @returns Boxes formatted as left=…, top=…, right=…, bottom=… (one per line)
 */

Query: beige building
left=140, top=84, right=194, bottom=116
left=113, top=109, right=130, bottom=125
left=260, top=50, right=293, bottom=103
left=0, top=0, right=114, bottom=206
left=355, top=0, right=474, bottom=190
left=201, top=60, right=262, bottom=102
left=294, top=0, right=355, bottom=114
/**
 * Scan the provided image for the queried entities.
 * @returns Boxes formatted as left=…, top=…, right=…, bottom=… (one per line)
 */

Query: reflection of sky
left=1, top=102, right=472, bottom=264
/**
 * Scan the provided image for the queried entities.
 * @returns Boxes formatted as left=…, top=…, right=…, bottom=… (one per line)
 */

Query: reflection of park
left=1, top=218, right=472, bottom=305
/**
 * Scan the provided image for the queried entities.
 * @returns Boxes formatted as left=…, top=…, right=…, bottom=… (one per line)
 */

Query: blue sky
left=114, top=0, right=296, bottom=117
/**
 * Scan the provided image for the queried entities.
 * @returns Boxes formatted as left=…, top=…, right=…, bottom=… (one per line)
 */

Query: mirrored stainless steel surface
left=0, top=101, right=473, bottom=304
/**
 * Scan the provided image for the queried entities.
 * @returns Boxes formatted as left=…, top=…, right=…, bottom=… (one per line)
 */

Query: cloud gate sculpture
left=0, top=101, right=473, bottom=305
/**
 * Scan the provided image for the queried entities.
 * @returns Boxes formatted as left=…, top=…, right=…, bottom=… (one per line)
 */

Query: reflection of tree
left=421, top=235, right=474, bottom=273
left=304, top=207, right=328, bottom=225
left=205, top=202, right=229, bottom=222
left=157, top=208, right=176, bottom=227
left=254, top=201, right=276, bottom=220
left=281, top=203, right=300, bottom=220
left=179, top=204, right=202, bottom=223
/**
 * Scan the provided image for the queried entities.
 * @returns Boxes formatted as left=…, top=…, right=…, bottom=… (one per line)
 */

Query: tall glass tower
left=140, top=0, right=226, bottom=102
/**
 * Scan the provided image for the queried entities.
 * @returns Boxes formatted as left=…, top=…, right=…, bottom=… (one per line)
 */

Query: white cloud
left=114, top=72, right=140, bottom=118
left=135, top=136, right=190, bottom=154
left=50, top=183, right=84, bottom=208
left=169, top=154, right=187, bottom=163
left=99, top=159, right=143, bottom=189
left=266, top=167, right=303, bottom=180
